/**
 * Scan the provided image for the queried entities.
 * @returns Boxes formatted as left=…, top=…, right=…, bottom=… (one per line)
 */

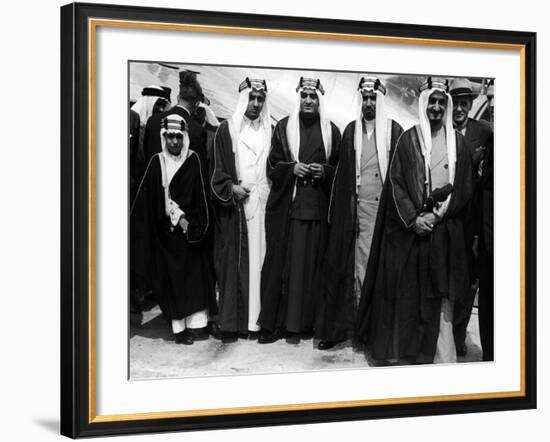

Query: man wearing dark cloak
left=258, top=77, right=341, bottom=344
left=315, top=76, right=403, bottom=350
left=141, top=71, right=219, bottom=339
left=130, top=114, right=217, bottom=345
left=449, top=78, right=494, bottom=357
left=211, top=78, right=272, bottom=342
left=357, top=77, right=473, bottom=364
left=129, top=85, right=170, bottom=315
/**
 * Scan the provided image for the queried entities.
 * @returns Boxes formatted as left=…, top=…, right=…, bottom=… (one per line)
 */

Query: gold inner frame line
left=87, top=18, right=527, bottom=424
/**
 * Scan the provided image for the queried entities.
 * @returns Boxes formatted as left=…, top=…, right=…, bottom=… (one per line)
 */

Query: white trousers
left=171, top=309, right=208, bottom=334
left=246, top=210, right=266, bottom=332
left=433, top=298, right=457, bottom=364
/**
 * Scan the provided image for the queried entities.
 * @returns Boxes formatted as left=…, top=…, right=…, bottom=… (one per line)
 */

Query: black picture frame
left=60, top=2, right=537, bottom=438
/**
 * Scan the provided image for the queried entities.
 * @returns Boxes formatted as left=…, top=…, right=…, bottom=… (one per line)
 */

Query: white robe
left=236, top=117, right=270, bottom=331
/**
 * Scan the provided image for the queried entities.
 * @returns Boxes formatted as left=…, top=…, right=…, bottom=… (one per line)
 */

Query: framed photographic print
left=60, top=2, right=537, bottom=438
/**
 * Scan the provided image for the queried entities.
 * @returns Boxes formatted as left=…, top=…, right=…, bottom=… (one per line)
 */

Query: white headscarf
left=198, top=102, right=221, bottom=128
left=417, top=78, right=457, bottom=187
left=131, top=85, right=166, bottom=127
left=160, top=114, right=190, bottom=164
left=227, top=78, right=272, bottom=176
left=286, top=77, right=333, bottom=162
left=353, top=76, right=392, bottom=188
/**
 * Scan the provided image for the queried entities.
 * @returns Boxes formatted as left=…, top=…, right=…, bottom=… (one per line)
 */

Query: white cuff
left=167, top=199, right=185, bottom=227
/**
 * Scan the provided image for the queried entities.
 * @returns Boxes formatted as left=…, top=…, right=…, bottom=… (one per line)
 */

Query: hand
left=420, top=212, right=437, bottom=227
left=178, top=216, right=189, bottom=233
left=232, top=184, right=250, bottom=201
left=308, top=163, right=324, bottom=179
left=412, top=215, right=433, bottom=236
left=472, top=237, right=480, bottom=257
left=293, top=162, right=310, bottom=178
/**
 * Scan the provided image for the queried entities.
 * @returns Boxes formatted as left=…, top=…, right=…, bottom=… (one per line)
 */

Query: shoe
left=247, top=331, right=260, bottom=341
left=207, top=321, right=222, bottom=340
left=187, top=327, right=209, bottom=341
left=457, top=343, right=467, bottom=357
left=301, top=328, right=314, bottom=340
left=257, top=328, right=283, bottom=344
left=174, top=330, right=193, bottom=345
left=222, top=332, right=238, bottom=343
left=318, top=339, right=345, bottom=350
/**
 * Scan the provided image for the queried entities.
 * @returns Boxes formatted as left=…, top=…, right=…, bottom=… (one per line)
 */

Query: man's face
left=244, top=91, right=266, bottom=121
left=426, top=90, right=448, bottom=124
left=299, top=89, right=320, bottom=115
left=361, top=90, right=377, bottom=121
left=164, top=132, right=184, bottom=155
left=452, top=96, right=472, bottom=126
left=152, top=98, right=168, bottom=115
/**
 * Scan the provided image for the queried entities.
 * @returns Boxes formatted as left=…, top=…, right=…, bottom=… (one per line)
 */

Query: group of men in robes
left=129, top=70, right=494, bottom=364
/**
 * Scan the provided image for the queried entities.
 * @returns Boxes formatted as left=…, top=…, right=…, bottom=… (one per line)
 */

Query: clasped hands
left=413, top=212, right=438, bottom=236
left=293, top=162, right=324, bottom=179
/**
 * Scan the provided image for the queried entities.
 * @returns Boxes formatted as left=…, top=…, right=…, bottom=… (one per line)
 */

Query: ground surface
left=129, top=304, right=482, bottom=380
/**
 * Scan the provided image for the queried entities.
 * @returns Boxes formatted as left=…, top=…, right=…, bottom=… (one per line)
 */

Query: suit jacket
left=462, top=117, right=493, bottom=168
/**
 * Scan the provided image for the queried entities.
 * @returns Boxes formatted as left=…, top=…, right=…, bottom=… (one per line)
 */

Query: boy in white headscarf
left=211, top=78, right=272, bottom=342
left=258, top=77, right=341, bottom=344
left=315, top=76, right=403, bottom=350
left=357, top=77, right=474, bottom=365
left=130, top=114, right=217, bottom=345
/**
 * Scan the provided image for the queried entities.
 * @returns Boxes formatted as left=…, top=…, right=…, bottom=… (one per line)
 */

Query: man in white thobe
left=211, top=78, right=272, bottom=342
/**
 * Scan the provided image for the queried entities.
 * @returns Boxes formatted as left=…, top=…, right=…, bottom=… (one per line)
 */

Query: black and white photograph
left=128, top=61, right=495, bottom=379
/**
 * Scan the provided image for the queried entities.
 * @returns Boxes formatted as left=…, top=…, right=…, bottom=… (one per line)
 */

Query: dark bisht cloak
left=258, top=116, right=340, bottom=332
left=130, top=151, right=217, bottom=321
left=314, top=119, right=403, bottom=342
left=210, top=121, right=250, bottom=333
left=356, top=126, right=473, bottom=362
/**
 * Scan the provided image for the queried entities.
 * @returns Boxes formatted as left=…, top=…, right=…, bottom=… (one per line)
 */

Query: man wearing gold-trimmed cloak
left=258, top=77, right=341, bottom=344
left=130, top=114, right=217, bottom=345
left=357, top=77, right=473, bottom=364
left=211, top=78, right=272, bottom=342
left=315, top=76, right=403, bottom=350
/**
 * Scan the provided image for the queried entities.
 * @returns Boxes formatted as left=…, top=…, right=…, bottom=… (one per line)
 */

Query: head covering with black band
left=286, top=77, right=333, bottom=162
left=417, top=77, right=457, bottom=186
left=227, top=77, right=272, bottom=163
left=353, top=75, right=392, bottom=186
left=131, top=85, right=171, bottom=126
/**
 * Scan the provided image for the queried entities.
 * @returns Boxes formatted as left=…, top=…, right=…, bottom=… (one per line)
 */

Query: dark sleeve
left=328, top=123, right=353, bottom=225
left=321, top=123, right=341, bottom=192
left=130, top=157, right=161, bottom=286
left=388, top=136, right=418, bottom=229
left=445, top=135, right=474, bottom=220
left=129, top=111, right=141, bottom=190
left=190, top=121, right=209, bottom=177
left=390, top=120, right=404, bottom=159
left=210, top=123, right=236, bottom=208
left=267, top=121, right=296, bottom=193
left=143, top=116, right=159, bottom=164
left=180, top=155, right=209, bottom=243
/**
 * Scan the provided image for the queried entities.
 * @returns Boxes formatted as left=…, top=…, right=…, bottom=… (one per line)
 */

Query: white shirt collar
left=241, top=115, right=261, bottom=132
left=363, top=118, right=376, bottom=138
